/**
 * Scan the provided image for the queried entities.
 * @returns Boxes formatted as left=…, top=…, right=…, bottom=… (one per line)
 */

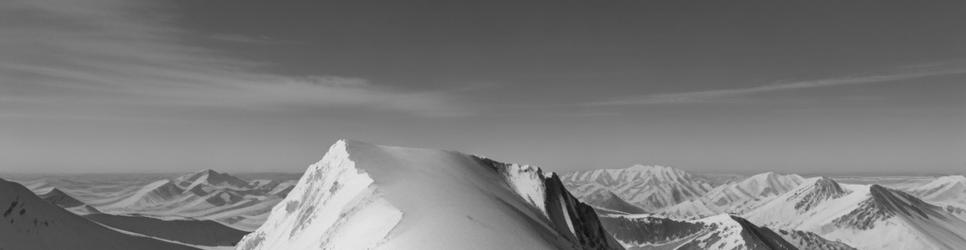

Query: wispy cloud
left=586, top=67, right=966, bottom=106
left=0, top=0, right=467, bottom=117
left=207, top=33, right=300, bottom=45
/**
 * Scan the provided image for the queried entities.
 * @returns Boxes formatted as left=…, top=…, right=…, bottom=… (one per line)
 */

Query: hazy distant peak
left=745, top=172, right=804, bottom=184
left=37, top=187, right=85, bottom=208
left=929, top=175, right=966, bottom=186
left=177, top=168, right=250, bottom=189
left=811, top=177, right=846, bottom=194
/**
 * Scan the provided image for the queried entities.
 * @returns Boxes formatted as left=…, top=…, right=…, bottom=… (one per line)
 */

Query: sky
left=1, top=0, right=964, bottom=175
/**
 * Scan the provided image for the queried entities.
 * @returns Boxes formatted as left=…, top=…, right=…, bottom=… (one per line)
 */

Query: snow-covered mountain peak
left=811, top=177, right=847, bottom=195
left=626, top=164, right=671, bottom=172
left=177, top=168, right=251, bottom=190
left=625, top=164, right=687, bottom=180
left=899, top=175, right=966, bottom=221
left=564, top=164, right=712, bottom=211
left=658, top=171, right=806, bottom=219
left=238, top=139, right=622, bottom=250
left=865, top=184, right=940, bottom=219
left=915, top=175, right=966, bottom=195
left=738, top=172, right=804, bottom=195
left=745, top=171, right=801, bottom=184
left=748, top=180, right=966, bottom=250
left=788, top=177, right=849, bottom=212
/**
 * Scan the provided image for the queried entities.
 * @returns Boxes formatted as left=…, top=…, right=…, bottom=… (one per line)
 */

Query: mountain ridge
left=238, top=139, right=624, bottom=250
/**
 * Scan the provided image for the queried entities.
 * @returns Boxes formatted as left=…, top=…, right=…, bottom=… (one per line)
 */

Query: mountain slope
left=773, top=228, right=855, bottom=250
left=237, top=139, right=623, bottom=250
left=568, top=183, right=647, bottom=214
left=98, top=169, right=291, bottom=231
left=0, top=178, right=196, bottom=250
left=900, top=175, right=966, bottom=221
left=84, top=213, right=248, bottom=247
left=37, top=187, right=102, bottom=215
left=598, top=213, right=799, bottom=250
left=661, top=172, right=804, bottom=218
left=746, top=177, right=966, bottom=250
left=564, top=165, right=713, bottom=211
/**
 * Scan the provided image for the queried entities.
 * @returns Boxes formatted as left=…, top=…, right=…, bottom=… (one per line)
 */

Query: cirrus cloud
left=0, top=0, right=468, bottom=118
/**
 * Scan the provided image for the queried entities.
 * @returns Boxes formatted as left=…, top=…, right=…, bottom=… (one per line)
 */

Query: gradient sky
left=1, top=0, right=964, bottom=175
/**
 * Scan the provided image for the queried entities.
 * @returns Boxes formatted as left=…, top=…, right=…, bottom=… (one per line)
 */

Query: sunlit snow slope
left=237, top=139, right=623, bottom=250
left=900, top=175, right=966, bottom=221
left=746, top=177, right=966, bottom=250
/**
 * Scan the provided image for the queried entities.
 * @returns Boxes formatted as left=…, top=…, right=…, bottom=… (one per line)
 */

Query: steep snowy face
left=564, top=165, right=713, bottom=211
left=598, top=213, right=798, bottom=250
left=746, top=179, right=966, bottom=250
left=661, top=172, right=805, bottom=219
left=0, top=178, right=195, bottom=250
left=237, top=140, right=401, bottom=250
left=238, top=140, right=623, bottom=250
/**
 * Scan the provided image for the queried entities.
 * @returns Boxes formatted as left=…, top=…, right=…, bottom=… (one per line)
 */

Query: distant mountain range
left=563, top=165, right=714, bottom=211
left=96, top=169, right=297, bottom=231
left=746, top=177, right=966, bottom=249
left=565, top=164, right=966, bottom=249
left=3, top=140, right=965, bottom=249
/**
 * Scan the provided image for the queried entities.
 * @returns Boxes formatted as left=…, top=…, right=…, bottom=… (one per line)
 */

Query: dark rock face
left=793, top=177, right=849, bottom=212
left=543, top=173, right=625, bottom=250
left=730, top=216, right=799, bottom=250
left=481, top=157, right=624, bottom=250
left=598, top=215, right=707, bottom=246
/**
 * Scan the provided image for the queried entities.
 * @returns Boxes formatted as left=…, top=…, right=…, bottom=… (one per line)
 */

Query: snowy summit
left=237, top=139, right=623, bottom=250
